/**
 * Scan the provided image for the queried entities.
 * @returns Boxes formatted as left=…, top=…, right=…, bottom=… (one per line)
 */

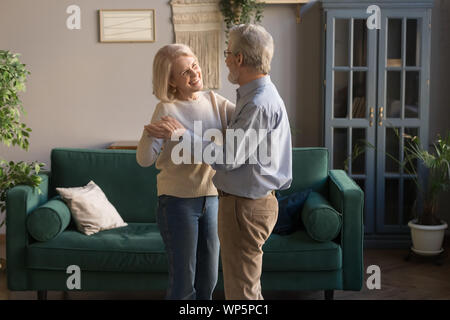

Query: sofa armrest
left=6, top=173, right=49, bottom=290
left=328, top=170, right=364, bottom=291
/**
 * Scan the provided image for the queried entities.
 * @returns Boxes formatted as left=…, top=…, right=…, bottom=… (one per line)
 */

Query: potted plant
left=349, top=130, right=449, bottom=256
left=403, top=132, right=449, bottom=256
left=219, top=0, right=265, bottom=40
left=0, top=50, right=45, bottom=271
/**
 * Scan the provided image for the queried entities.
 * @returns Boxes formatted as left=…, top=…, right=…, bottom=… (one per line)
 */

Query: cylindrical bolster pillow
left=301, top=191, right=342, bottom=242
left=27, top=198, right=71, bottom=242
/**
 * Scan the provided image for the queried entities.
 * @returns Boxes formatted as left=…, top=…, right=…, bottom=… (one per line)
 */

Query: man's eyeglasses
left=223, top=50, right=233, bottom=58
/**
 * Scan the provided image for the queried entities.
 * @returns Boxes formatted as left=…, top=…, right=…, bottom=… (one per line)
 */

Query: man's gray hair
left=228, top=24, right=274, bottom=74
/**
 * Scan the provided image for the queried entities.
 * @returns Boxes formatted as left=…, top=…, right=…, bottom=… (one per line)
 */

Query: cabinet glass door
left=376, top=10, right=431, bottom=233
left=324, top=10, right=377, bottom=233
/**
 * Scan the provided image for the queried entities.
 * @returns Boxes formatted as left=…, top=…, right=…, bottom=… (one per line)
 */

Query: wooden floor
left=1, top=236, right=449, bottom=300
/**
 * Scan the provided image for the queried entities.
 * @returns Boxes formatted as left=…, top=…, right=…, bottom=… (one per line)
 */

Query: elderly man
left=155, top=24, right=292, bottom=300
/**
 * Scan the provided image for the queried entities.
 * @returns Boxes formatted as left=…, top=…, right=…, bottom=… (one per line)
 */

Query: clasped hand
left=144, top=116, right=186, bottom=140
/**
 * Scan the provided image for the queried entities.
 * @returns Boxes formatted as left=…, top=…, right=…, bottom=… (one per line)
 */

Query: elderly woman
left=136, top=44, right=234, bottom=300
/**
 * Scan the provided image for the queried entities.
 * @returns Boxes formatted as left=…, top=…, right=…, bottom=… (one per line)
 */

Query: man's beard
left=227, top=69, right=239, bottom=84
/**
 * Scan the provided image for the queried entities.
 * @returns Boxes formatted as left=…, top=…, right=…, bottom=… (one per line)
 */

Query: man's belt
left=217, top=190, right=275, bottom=198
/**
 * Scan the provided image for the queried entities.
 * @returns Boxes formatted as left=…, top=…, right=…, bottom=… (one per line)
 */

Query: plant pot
left=408, top=219, right=448, bottom=256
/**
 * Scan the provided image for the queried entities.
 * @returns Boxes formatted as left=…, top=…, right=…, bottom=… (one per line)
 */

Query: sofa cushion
left=301, top=192, right=342, bottom=242
left=273, top=189, right=311, bottom=235
left=27, top=224, right=342, bottom=273
left=27, top=223, right=168, bottom=273
left=262, top=230, right=342, bottom=271
left=26, top=197, right=71, bottom=242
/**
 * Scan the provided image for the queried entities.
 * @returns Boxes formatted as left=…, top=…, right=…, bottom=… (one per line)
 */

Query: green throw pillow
left=301, top=191, right=342, bottom=242
left=26, top=197, right=71, bottom=242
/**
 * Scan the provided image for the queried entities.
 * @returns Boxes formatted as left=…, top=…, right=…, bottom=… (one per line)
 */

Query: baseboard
left=363, top=234, right=411, bottom=249
left=364, top=239, right=411, bottom=249
left=364, top=231, right=450, bottom=249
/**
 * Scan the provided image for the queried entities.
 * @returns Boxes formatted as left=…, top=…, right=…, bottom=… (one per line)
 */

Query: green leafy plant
left=402, top=132, right=450, bottom=225
left=344, top=142, right=366, bottom=173
left=219, top=0, right=265, bottom=41
left=348, top=129, right=450, bottom=226
left=0, top=50, right=44, bottom=228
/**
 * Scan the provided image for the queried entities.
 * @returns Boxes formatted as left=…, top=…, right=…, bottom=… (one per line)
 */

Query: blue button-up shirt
left=199, top=75, right=293, bottom=199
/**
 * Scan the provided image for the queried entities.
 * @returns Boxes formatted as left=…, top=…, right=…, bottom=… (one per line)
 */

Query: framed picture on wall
left=99, top=9, right=155, bottom=43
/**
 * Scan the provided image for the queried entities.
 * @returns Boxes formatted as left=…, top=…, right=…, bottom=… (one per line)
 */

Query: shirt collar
left=236, top=75, right=271, bottom=102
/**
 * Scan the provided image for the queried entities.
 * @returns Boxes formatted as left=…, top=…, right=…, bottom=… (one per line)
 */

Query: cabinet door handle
left=369, top=107, right=374, bottom=127
left=378, top=107, right=384, bottom=126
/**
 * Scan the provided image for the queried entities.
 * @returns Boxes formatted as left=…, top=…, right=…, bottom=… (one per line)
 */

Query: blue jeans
left=157, top=195, right=220, bottom=300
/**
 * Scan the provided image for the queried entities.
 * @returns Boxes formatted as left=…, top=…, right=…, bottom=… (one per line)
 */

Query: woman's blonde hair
left=153, top=44, right=197, bottom=103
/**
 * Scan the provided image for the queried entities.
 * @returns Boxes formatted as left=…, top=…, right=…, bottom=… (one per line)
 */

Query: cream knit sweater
left=136, top=91, right=235, bottom=198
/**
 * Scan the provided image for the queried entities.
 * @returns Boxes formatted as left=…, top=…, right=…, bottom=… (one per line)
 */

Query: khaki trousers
left=217, top=191, right=278, bottom=300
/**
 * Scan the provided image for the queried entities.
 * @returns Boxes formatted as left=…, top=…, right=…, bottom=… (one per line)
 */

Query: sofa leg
left=63, top=291, right=69, bottom=300
left=324, top=290, right=334, bottom=300
left=37, top=290, right=47, bottom=300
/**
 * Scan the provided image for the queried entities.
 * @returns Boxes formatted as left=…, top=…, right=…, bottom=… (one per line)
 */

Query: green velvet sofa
left=6, top=147, right=364, bottom=300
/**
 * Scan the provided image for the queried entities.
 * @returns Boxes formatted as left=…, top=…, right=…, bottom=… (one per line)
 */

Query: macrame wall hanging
left=171, top=0, right=222, bottom=89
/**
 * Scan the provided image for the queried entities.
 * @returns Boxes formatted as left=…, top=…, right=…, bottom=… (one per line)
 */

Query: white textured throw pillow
left=56, top=181, right=127, bottom=235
